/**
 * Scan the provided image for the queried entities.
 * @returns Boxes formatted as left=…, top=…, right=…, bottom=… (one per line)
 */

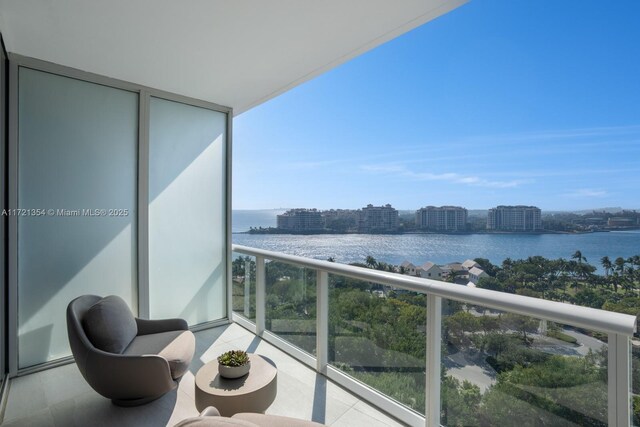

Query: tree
left=601, top=256, right=612, bottom=277
left=441, top=375, right=482, bottom=426
left=473, top=258, right=498, bottom=276
left=365, top=256, right=378, bottom=269
left=572, top=250, right=587, bottom=264
left=232, top=256, right=255, bottom=278
left=476, top=277, right=505, bottom=292
left=615, top=257, right=626, bottom=277
left=444, top=311, right=479, bottom=347
left=501, top=313, right=539, bottom=344
left=481, top=355, right=607, bottom=426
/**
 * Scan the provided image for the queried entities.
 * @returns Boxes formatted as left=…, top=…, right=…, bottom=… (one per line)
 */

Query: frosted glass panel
left=18, top=68, right=138, bottom=368
left=149, top=97, right=226, bottom=325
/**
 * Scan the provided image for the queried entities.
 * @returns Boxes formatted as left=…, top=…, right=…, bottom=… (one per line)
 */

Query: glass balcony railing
left=328, top=275, right=426, bottom=413
left=231, top=244, right=637, bottom=427
left=231, top=253, right=256, bottom=321
left=441, top=303, right=609, bottom=426
left=265, top=261, right=317, bottom=355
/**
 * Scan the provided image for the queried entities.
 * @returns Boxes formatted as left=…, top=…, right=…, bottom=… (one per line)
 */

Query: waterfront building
left=462, top=259, right=479, bottom=270
left=400, top=261, right=418, bottom=276
left=487, top=205, right=542, bottom=231
left=468, top=266, right=489, bottom=284
left=441, top=262, right=465, bottom=280
left=608, top=217, right=638, bottom=227
left=277, top=208, right=324, bottom=231
left=415, top=205, right=468, bottom=231
left=358, top=204, right=399, bottom=233
left=418, top=261, right=443, bottom=280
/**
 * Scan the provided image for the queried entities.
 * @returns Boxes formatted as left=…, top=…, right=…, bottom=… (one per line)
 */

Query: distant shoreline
left=232, top=228, right=631, bottom=236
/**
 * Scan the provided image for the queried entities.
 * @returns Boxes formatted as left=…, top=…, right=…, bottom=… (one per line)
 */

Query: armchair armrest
left=85, top=347, right=176, bottom=401
left=136, top=317, right=188, bottom=335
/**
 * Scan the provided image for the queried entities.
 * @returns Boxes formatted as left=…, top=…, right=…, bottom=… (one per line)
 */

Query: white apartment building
left=358, top=204, right=399, bottom=233
left=415, top=206, right=467, bottom=231
left=277, top=209, right=324, bottom=231
left=487, top=205, right=542, bottom=231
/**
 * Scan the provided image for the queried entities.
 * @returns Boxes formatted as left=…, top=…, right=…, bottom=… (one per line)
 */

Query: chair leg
left=110, top=380, right=178, bottom=406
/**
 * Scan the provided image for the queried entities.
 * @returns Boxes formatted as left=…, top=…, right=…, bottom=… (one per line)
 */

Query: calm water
left=232, top=210, right=640, bottom=268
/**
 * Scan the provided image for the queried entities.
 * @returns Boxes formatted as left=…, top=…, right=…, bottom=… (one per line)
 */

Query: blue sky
left=233, top=1, right=640, bottom=211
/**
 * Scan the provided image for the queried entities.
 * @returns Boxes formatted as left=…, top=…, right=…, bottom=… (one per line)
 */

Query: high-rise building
left=487, top=205, right=542, bottom=231
left=277, top=209, right=324, bottom=231
left=415, top=206, right=467, bottom=231
left=358, top=204, right=399, bottom=232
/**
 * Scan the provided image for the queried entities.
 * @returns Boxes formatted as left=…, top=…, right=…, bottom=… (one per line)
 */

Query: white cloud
left=564, top=188, right=608, bottom=198
left=360, top=164, right=529, bottom=188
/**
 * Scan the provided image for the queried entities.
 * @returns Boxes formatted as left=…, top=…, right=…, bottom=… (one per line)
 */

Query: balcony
left=230, top=245, right=637, bottom=427
left=1, top=323, right=402, bottom=427
left=0, top=2, right=637, bottom=426
left=0, top=245, right=636, bottom=427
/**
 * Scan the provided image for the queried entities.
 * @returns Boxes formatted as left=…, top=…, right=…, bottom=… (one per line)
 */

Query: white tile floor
left=0, top=323, right=407, bottom=427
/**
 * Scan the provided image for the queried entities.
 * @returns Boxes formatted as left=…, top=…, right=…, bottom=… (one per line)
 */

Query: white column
left=426, top=295, right=442, bottom=427
left=316, top=270, right=329, bottom=374
left=244, top=260, right=251, bottom=318
left=608, top=333, right=631, bottom=427
left=255, top=256, right=266, bottom=336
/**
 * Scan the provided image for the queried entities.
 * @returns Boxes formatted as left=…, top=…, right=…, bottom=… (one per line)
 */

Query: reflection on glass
left=328, top=274, right=426, bottom=413
left=232, top=253, right=256, bottom=321
left=441, top=300, right=608, bottom=426
left=265, top=260, right=317, bottom=355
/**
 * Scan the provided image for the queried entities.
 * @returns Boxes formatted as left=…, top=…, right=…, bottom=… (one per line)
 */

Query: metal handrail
left=232, top=244, right=636, bottom=336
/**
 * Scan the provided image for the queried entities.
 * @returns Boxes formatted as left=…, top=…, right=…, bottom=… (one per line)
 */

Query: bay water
left=232, top=210, right=640, bottom=269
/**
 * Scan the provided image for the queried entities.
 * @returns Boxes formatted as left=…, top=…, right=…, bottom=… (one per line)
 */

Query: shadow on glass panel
left=441, top=299, right=608, bottom=427
left=178, top=262, right=224, bottom=322
left=17, top=324, right=53, bottom=368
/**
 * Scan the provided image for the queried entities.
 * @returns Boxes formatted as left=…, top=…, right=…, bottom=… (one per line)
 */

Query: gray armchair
left=67, top=294, right=195, bottom=406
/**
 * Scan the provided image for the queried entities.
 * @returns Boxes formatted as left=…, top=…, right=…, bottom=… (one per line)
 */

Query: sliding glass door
left=148, top=97, right=227, bottom=325
left=12, top=62, right=230, bottom=370
left=17, top=68, right=138, bottom=368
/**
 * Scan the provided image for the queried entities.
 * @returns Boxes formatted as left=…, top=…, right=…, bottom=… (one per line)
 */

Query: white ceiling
left=0, top=0, right=466, bottom=115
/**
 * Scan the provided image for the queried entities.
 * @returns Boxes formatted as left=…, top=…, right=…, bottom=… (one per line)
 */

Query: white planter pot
left=218, top=361, right=251, bottom=379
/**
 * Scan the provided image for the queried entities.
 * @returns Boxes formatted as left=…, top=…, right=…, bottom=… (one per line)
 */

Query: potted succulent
left=217, top=350, right=251, bottom=378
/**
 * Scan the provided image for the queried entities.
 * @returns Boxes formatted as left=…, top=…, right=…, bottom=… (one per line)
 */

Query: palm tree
left=609, top=257, right=626, bottom=293
left=572, top=250, right=587, bottom=264
left=601, top=256, right=612, bottom=277
left=365, top=256, right=377, bottom=269
left=623, top=266, right=636, bottom=293
left=614, top=257, right=626, bottom=276
left=446, top=269, right=459, bottom=283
